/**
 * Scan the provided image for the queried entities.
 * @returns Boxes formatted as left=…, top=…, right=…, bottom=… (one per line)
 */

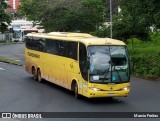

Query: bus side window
left=37, top=39, right=45, bottom=52
left=54, top=41, right=59, bottom=55
left=25, top=37, right=29, bottom=48
left=58, top=41, right=64, bottom=56
left=32, top=37, right=39, bottom=51
left=68, top=42, right=78, bottom=60
left=46, top=39, right=58, bottom=55
left=26, top=37, right=32, bottom=49
left=60, top=41, right=68, bottom=57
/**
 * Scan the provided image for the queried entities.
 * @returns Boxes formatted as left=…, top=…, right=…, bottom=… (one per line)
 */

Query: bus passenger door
left=79, top=43, right=88, bottom=96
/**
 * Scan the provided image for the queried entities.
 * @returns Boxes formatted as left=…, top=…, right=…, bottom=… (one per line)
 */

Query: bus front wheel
left=74, top=83, right=80, bottom=99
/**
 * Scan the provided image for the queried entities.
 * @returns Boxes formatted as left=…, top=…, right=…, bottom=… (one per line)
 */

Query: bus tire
left=37, top=69, right=43, bottom=83
left=74, top=83, right=80, bottom=99
left=32, top=67, right=37, bottom=81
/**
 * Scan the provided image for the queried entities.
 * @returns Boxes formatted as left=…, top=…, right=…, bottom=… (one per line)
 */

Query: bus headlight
left=90, top=87, right=101, bottom=91
left=121, top=86, right=130, bottom=91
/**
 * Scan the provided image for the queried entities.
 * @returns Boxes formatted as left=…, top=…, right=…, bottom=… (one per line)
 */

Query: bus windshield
left=88, top=46, right=129, bottom=84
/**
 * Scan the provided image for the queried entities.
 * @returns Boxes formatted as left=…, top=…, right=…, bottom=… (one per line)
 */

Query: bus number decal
left=28, top=52, right=40, bottom=58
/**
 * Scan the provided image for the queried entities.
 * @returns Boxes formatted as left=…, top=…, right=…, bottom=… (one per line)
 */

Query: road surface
left=0, top=44, right=25, bottom=65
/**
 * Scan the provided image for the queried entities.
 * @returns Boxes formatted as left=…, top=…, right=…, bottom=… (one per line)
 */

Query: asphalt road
left=0, top=44, right=25, bottom=65
left=0, top=44, right=160, bottom=121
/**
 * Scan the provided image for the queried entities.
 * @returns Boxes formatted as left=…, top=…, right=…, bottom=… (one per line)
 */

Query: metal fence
left=0, top=32, right=12, bottom=43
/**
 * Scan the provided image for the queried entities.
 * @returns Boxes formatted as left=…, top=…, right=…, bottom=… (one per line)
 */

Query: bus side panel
left=41, top=53, right=56, bottom=84
left=41, top=54, right=68, bottom=88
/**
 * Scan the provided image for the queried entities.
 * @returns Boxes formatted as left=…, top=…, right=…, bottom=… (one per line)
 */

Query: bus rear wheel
left=32, top=67, right=37, bottom=81
left=37, top=69, right=43, bottom=83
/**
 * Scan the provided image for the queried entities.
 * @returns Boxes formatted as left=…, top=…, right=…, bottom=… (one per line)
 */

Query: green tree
left=152, top=0, right=160, bottom=29
left=112, top=0, right=160, bottom=41
left=19, top=0, right=104, bottom=33
left=0, top=0, right=12, bottom=33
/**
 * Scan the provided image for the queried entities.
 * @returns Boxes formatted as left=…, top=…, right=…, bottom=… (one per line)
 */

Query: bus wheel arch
left=71, top=80, right=80, bottom=99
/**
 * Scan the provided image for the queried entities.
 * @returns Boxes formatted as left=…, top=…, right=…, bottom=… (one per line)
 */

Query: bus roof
left=26, top=32, right=126, bottom=46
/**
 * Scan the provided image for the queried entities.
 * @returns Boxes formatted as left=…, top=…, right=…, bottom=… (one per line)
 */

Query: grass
left=128, top=34, right=160, bottom=55
left=0, top=56, right=23, bottom=66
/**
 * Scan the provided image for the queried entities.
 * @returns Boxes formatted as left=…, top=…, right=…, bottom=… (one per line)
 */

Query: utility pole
left=109, top=0, right=112, bottom=38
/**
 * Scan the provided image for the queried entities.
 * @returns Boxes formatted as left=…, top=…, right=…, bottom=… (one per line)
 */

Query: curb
left=0, top=56, right=23, bottom=66
left=0, top=42, right=25, bottom=46
left=0, top=60, right=23, bottom=66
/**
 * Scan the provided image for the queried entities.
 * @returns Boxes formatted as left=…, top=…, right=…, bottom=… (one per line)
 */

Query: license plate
left=108, top=93, right=114, bottom=96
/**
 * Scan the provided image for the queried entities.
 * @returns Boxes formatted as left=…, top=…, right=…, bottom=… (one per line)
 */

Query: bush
left=128, top=33, right=160, bottom=80
left=132, top=54, right=160, bottom=80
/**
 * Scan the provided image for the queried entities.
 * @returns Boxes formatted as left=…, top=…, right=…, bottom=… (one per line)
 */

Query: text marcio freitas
left=134, top=113, right=158, bottom=118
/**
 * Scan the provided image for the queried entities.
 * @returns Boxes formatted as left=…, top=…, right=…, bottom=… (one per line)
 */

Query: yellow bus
left=25, top=32, right=130, bottom=98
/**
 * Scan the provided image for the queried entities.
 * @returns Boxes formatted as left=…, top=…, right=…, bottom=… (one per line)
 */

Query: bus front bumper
left=87, top=90, right=130, bottom=98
